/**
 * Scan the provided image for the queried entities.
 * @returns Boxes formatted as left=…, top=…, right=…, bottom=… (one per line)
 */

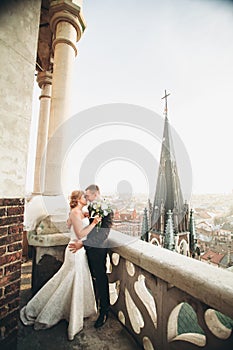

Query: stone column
left=43, top=0, right=86, bottom=195
left=33, top=71, right=52, bottom=194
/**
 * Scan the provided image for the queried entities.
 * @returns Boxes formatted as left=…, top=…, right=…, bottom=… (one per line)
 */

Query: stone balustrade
left=27, top=225, right=233, bottom=349
left=108, top=230, right=233, bottom=350
left=27, top=214, right=71, bottom=293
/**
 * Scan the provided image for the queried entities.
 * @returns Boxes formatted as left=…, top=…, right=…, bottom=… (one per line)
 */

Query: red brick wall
left=0, top=198, right=24, bottom=347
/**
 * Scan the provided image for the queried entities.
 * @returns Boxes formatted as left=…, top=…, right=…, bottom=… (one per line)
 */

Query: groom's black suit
left=83, top=209, right=113, bottom=314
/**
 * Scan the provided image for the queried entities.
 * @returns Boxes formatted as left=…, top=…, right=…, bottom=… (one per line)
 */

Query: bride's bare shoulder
left=70, top=208, right=83, bottom=219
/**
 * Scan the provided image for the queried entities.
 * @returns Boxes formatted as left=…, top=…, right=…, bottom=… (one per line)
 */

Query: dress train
left=20, top=219, right=96, bottom=340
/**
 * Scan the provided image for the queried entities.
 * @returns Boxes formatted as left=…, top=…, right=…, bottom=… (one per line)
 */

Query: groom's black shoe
left=94, top=311, right=108, bottom=328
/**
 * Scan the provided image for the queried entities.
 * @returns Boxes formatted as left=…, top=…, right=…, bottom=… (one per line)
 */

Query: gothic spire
left=151, top=91, right=185, bottom=233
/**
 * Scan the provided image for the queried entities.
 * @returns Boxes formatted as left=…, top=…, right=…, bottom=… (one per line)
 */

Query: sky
left=28, top=0, right=233, bottom=198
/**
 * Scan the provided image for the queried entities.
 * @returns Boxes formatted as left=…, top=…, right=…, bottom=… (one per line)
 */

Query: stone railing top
left=27, top=230, right=71, bottom=247
left=109, top=230, right=233, bottom=319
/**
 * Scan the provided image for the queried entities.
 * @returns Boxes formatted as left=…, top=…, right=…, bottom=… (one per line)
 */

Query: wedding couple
left=20, top=184, right=113, bottom=341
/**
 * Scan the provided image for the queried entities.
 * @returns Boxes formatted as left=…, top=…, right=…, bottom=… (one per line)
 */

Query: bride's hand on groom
left=93, top=215, right=102, bottom=225
left=68, top=240, right=83, bottom=253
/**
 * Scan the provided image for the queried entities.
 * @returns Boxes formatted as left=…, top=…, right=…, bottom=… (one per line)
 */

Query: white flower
left=89, top=199, right=112, bottom=222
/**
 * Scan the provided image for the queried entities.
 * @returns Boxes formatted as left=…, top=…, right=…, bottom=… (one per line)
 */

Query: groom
left=69, top=184, right=113, bottom=328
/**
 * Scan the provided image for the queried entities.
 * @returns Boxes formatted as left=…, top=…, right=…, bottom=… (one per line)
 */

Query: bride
left=20, top=190, right=101, bottom=340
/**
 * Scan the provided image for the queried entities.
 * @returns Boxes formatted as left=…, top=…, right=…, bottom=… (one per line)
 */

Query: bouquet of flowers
left=89, top=199, right=112, bottom=231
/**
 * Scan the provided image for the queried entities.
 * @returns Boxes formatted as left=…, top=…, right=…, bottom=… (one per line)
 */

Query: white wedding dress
left=20, top=217, right=97, bottom=340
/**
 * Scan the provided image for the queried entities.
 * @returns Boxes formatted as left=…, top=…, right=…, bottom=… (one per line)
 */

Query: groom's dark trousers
left=85, top=247, right=110, bottom=313
left=84, top=212, right=113, bottom=314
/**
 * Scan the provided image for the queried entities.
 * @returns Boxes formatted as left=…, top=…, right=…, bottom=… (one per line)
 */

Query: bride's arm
left=70, top=211, right=101, bottom=239
left=66, top=213, right=72, bottom=229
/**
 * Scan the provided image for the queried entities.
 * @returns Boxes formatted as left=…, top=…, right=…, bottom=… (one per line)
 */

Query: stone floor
left=17, top=260, right=142, bottom=350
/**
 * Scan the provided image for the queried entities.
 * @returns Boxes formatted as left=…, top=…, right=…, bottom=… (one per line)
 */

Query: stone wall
left=0, top=0, right=41, bottom=348
left=0, top=0, right=41, bottom=197
left=0, top=198, right=24, bottom=348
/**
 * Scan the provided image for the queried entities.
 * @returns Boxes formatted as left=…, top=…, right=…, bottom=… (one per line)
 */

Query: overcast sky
left=29, top=0, right=233, bottom=197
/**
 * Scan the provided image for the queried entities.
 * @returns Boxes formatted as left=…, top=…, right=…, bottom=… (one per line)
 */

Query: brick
left=0, top=246, right=6, bottom=255
left=2, top=198, right=24, bottom=206
left=0, top=207, right=6, bottom=217
left=10, top=297, right=20, bottom=310
left=0, top=236, right=8, bottom=246
left=0, top=226, right=7, bottom=237
left=0, top=268, right=3, bottom=278
left=0, top=233, right=22, bottom=246
left=0, top=252, right=22, bottom=266
left=0, top=271, right=21, bottom=288
left=0, top=216, right=24, bottom=226
left=0, top=291, right=19, bottom=308
left=4, top=280, right=21, bottom=295
left=4, top=261, right=21, bottom=275
left=8, top=298, right=20, bottom=312
left=7, top=206, right=24, bottom=216
left=8, top=224, right=24, bottom=235
left=7, top=242, right=22, bottom=253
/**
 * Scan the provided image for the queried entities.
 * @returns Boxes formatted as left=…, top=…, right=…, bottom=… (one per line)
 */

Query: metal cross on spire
left=161, top=90, right=171, bottom=116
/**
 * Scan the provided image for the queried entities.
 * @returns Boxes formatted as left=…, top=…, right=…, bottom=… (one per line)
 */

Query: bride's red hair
left=69, top=190, right=84, bottom=209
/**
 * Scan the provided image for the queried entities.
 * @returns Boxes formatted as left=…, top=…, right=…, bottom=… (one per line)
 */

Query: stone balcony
left=108, top=231, right=233, bottom=350
left=20, top=228, right=233, bottom=350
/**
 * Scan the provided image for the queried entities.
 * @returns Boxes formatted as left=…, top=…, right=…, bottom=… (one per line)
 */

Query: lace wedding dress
left=20, top=217, right=97, bottom=340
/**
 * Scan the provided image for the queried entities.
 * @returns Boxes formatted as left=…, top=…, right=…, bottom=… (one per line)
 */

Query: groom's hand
left=68, top=240, right=83, bottom=253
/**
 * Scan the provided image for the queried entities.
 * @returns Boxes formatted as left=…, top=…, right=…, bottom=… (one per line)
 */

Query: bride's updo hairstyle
left=69, top=190, right=84, bottom=209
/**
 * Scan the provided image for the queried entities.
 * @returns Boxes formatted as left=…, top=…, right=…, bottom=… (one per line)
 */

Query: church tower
left=150, top=91, right=190, bottom=255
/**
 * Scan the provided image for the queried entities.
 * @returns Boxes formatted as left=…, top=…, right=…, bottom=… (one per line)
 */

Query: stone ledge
left=109, top=230, right=233, bottom=320
left=27, top=230, right=71, bottom=247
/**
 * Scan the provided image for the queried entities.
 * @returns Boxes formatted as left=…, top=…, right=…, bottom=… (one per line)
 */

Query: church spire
left=161, top=89, right=170, bottom=117
left=151, top=91, right=186, bottom=234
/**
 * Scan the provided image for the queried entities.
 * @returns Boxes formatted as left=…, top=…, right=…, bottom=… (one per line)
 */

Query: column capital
left=37, top=71, right=52, bottom=89
left=49, top=0, right=86, bottom=42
